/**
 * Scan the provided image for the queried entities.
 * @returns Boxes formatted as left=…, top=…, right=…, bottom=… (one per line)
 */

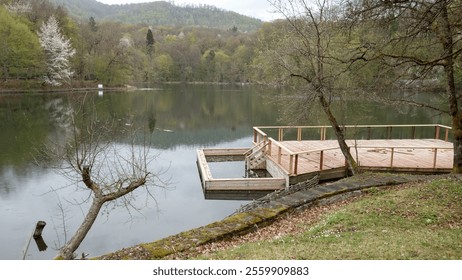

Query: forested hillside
left=50, top=0, right=263, bottom=32
left=0, top=0, right=268, bottom=87
left=1, top=0, right=461, bottom=92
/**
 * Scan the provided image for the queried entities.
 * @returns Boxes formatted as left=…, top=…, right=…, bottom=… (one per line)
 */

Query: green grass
left=196, top=177, right=462, bottom=260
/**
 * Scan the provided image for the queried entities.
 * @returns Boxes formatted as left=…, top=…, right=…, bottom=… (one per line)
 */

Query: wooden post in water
left=23, top=221, right=47, bottom=259
left=33, top=221, right=46, bottom=239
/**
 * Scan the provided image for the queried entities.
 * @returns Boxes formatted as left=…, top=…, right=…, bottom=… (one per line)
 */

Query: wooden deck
left=197, top=124, right=454, bottom=200
left=266, top=139, right=453, bottom=183
left=254, top=124, right=453, bottom=184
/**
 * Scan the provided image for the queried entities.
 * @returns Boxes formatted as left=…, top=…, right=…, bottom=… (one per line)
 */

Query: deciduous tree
left=37, top=96, right=167, bottom=260
left=267, top=0, right=360, bottom=174
left=346, top=0, right=462, bottom=173
left=38, top=15, right=75, bottom=86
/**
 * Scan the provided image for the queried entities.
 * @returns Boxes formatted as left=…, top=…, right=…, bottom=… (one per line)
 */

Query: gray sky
left=96, top=0, right=282, bottom=21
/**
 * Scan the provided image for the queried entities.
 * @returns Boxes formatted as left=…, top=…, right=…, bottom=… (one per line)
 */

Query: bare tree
left=37, top=95, right=167, bottom=259
left=268, top=0, right=360, bottom=174
left=346, top=0, right=462, bottom=173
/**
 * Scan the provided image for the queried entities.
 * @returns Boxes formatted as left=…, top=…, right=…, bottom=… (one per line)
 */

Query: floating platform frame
left=196, top=148, right=286, bottom=200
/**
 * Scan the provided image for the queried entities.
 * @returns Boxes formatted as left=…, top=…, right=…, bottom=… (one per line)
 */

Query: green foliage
left=5, top=0, right=458, bottom=89
left=49, top=0, right=263, bottom=32
left=0, top=6, right=44, bottom=79
left=146, top=28, right=154, bottom=56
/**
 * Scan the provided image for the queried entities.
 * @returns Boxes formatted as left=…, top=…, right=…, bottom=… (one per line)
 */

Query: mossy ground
left=99, top=174, right=461, bottom=260
left=195, top=176, right=462, bottom=260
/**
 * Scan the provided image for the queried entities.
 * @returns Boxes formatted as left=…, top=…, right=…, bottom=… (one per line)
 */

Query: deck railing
left=253, top=124, right=452, bottom=144
left=252, top=124, right=453, bottom=175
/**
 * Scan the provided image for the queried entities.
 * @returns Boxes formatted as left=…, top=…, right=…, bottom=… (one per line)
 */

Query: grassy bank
left=193, top=176, right=462, bottom=260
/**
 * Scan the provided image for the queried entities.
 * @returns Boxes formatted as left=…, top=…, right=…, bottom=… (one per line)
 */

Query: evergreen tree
left=146, top=27, right=154, bottom=57
left=89, top=16, right=98, bottom=32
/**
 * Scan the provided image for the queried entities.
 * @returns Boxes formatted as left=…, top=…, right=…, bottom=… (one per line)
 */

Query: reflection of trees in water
left=277, top=90, right=450, bottom=127
left=0, top=86, right=448, bottom=170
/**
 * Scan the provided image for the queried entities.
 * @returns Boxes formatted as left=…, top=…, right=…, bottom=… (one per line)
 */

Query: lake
left=0, top=84, right=450, bottom=259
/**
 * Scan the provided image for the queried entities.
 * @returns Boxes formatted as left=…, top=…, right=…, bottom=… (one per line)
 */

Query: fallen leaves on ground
left=165, top=197, right=360, bottom=259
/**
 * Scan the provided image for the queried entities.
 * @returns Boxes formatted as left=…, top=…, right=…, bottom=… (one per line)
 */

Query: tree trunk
left=439, top=1, right=462, bottom=173
left=57, top=198, right=104, bottom=260
left=318, top=94, right=359, bottom=175
left=452, top=113, right=462, bottom=173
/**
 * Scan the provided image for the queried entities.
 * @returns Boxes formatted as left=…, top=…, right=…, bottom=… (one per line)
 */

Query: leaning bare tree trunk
left=318, top=94, right=358, bottom=175
left=58, top=198, right=104, bottom=260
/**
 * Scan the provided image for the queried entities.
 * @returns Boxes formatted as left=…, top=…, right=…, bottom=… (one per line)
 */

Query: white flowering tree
left=38, top=16, right=75, bottom=86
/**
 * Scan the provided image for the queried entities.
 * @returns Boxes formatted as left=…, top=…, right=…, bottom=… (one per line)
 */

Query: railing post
left=263, top=135, right=268, bottom=152
left=297, top=127, right=302, bottom=141
left=268, top=139, right=272, bottom=156
left=278, top=146, right=282, bottom=164
left=367, top=126, right=371, bottom=140
left=253, top=128, right=257, bottom=144
left=445, top=128, right=449, bottom=142
left=320, top=150, right=324, bottom=171
left=278, top=128, right=283, bottom=141
left=411, top=126, right=416, bottom=140
left=289, top=154, right=294, bottom=174
left=433, top=148, right=438, bottom=168
left=390, top=148, right=394, bottom=167
left=294, top=154, right=298, bottom=175
left=435, top=125, right=440, bottom=140
left=387, top=126, right=392, bottom=140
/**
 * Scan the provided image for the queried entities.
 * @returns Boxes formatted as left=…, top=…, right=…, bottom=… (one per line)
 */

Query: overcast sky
left=96, top=0, right=282, bottom=21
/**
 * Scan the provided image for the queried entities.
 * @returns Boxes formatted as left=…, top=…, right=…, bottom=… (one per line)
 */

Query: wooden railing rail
left=253, top=127, right=268, bottom=145
left=254, top=124, right=452, bottom=142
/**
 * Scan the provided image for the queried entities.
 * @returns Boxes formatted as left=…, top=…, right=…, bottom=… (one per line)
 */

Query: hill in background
left=50, top=0, right=263, bottom=31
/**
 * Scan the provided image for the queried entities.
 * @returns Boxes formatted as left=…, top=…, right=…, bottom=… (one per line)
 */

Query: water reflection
left=0, top=85, right=280, bottom=260
left=0, top=85, right=450, bottom=259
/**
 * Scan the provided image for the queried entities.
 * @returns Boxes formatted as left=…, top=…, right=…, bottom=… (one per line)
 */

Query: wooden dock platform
left=197, top=124, right=454, bottom=200
left=265, top=138, right=453, bottom=184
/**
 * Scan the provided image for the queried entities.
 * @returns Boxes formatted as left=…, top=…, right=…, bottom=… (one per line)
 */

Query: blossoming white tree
left=38, top=16, right=75, bottom=86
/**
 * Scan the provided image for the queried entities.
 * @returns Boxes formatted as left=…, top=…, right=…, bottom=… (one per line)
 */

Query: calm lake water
left=0, top=84, right=450, bottom=259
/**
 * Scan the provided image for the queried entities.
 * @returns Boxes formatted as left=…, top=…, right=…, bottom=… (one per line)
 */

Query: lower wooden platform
left=197, top=149, right=286, bottom=200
